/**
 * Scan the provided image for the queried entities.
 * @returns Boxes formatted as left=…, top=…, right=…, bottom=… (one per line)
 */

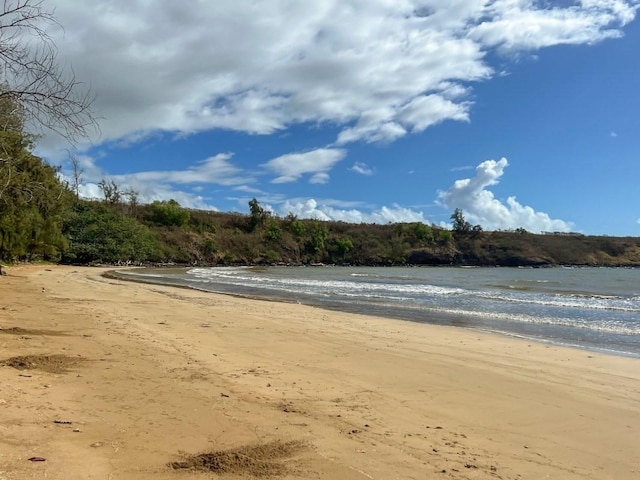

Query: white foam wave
left=425, top=306, right=640, bottom=336
left=133, top=267, right=640, bottom=343
left=185, top=267, right=640, bottom=313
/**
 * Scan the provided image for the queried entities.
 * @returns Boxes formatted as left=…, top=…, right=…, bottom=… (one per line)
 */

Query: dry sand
left=0, top=265, right=638, bottom=480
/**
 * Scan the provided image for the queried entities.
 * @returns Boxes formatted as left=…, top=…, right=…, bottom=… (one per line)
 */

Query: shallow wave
left=515, top=279, right=557, bottom=284
left=476, top=329, right=640, bottom=358
left=118, top=272, right=168, bottom=278
left=189, top=268, right=466, bottom=296
left=487, top=284, right=532, bottom=291
left=473, top=289, right=640, bottom=313
left=189, top=267, right=249, bottom=277
left=125, top=267, right=640, bottom=354
left=423, top=306, right=640, bottom=336
left=186, top=267, right=640, bottom=313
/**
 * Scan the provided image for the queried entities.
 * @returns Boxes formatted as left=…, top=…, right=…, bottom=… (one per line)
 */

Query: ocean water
left=117, top=266, right=640, bottom=357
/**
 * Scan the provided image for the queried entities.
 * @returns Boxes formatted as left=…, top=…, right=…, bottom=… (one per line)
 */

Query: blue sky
left=36, top=0, right=640, bottom=235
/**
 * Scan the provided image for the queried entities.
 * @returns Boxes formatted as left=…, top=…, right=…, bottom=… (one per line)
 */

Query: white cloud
left=398, top=93, right=471, bottom=132
left=351, top=162, right=374, bottom=175
left=280, top=199, right=427, bottom=224
left=111, top=153, right=249, bottom=186
left=438, top=158, right=574, bottom=232
left=35, top=0, right=637, bottom=153
left=77, top=182, right=102, bottom=201
left=310, top=172, right=331, bottom=184
left=469, top=0, right=638, bottom=52
left=262, top=148, right=346, bottom=184
left=61, top=152, right=250, bottom=210
left=450, top=165, right=475, bottom=172
left=234, top=185, right=264, bottom=194
left=77, top=181, right=218, bottom=210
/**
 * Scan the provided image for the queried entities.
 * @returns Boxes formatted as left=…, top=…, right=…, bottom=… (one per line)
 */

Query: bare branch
left=67, top=148, right=82, bottom=203
left=0, top=0, right=97, bottom=144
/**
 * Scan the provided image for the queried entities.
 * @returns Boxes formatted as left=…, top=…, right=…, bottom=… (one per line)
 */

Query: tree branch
left=0, top=0, right=97, bottom=143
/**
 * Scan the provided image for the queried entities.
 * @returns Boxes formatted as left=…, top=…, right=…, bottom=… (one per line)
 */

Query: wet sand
left=1, top=265, right=638, bottom=479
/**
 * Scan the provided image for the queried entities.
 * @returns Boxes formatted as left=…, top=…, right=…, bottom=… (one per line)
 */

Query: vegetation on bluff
left=1, top=93, right=639, bottom=267
left=5, top=179, right=640, bottom=267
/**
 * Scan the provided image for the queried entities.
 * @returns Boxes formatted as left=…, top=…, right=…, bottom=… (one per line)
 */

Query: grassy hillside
left=55, top=200, right=640, bottom=267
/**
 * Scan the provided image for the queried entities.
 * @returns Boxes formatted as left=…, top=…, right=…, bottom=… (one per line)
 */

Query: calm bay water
left=118, top=266, right=640, bottom=357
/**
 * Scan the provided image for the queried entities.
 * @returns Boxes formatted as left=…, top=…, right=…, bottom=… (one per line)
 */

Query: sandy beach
left=1, top=265, right=638, bottom=479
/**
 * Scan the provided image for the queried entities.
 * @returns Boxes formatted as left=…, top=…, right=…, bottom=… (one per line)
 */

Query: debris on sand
left=169, top=440, right=304, bottom=477
left=0, top=327, right=66, bottom=336
left=1, top=354, right=84, bottom=373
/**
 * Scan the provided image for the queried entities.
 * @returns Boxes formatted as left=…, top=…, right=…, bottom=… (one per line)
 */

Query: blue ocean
left=117, top=266, right=640, bottom=357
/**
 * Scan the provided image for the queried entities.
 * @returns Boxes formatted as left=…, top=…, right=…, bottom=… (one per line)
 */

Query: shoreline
left=1, top=265, right=639, bottom=479
left=110, top=266, right=640, bottom=359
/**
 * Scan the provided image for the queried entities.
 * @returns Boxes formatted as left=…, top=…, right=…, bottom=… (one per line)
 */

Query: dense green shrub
left=148, top=200, right=190, bottom=227
left=62, top=204, right=162, bottom=264
left=0, top=95, right=72, bottom=261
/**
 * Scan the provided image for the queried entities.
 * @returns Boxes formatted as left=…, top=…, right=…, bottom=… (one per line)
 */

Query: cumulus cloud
left=438, top=158, right=574, bottom=232
left=280, top=199, right=427, bottom=224
left=38, top=0, right=637, bottom=153
left=262, top=148, right=346, bottom=184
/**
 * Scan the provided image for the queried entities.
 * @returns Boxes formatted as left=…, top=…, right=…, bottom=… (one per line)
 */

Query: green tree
left=451, top=208, right=472, bottom=233
left=333, top=237, right=353, bottom=261
left=201, top=238, right=218, bottom=257
left=148, top=199, right=190, bottom=227
left=248, top=198, right=270, bottom=231
left=0, top=94, right=72, bottom=261
left=264, top=219, right=282, bottom=241
left=411, top=222, right=434, bottom=244
left=307, top=221, right=328, bottom=259
left=288, top=218, right=306, bottom=237
left=438, top=229, right=453, bottom=245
